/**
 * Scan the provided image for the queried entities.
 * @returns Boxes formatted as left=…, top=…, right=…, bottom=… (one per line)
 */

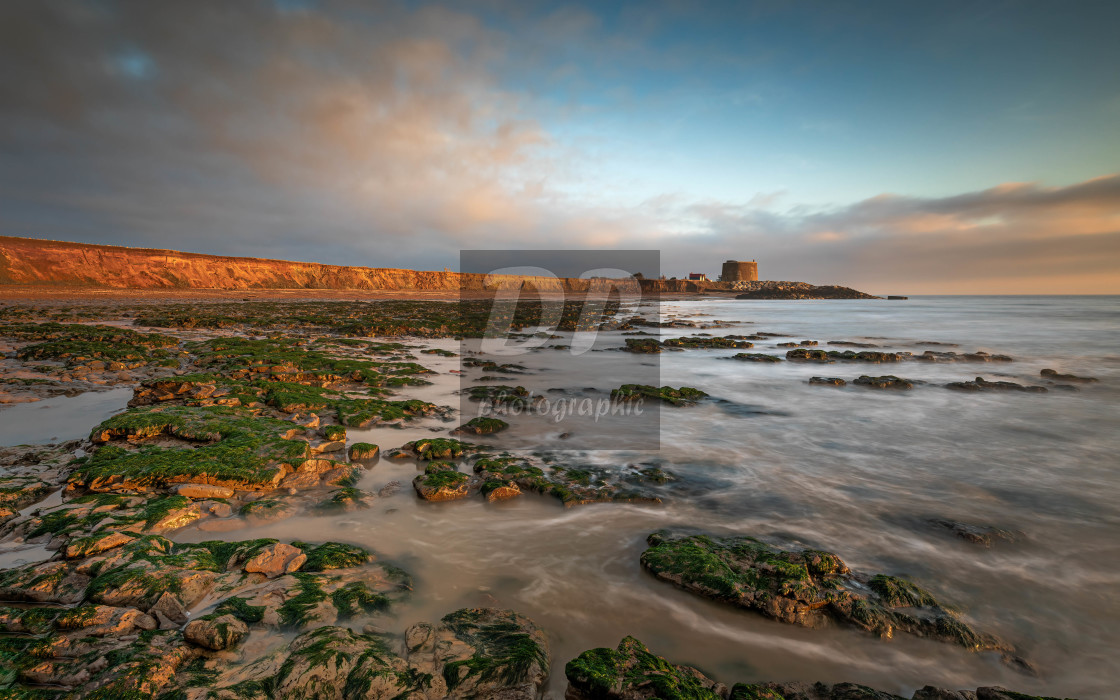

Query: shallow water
left=0, top=387, right=132, bottom=446
left=20, top=297, right=1120, bottom=698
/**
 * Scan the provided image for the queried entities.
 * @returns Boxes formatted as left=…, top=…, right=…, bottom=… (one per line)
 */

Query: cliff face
left=0, top=237, right=876, bottom=298
left=0, top=236, right=580, bottom=292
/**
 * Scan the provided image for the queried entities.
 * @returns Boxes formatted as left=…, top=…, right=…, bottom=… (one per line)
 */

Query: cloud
left=652, top=174, right=1120, bottom=293
left=0, top=1, right=562, bottom=261
left=0, top=2, right=1117, bottom=293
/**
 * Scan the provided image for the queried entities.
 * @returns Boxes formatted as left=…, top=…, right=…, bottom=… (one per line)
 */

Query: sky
left=1, top=0, right=1118, bottom=294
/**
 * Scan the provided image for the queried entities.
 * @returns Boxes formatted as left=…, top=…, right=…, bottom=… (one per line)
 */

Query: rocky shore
left=0, top=297, right=1098, bottom=698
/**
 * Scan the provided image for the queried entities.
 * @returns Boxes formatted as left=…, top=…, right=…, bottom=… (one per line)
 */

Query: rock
left=452, top=417, right=510, bottom=435
left=474, top=456, right=668, bottom=508
left=566, top=637, right=1050, bottom=700
left=298, top=459, right=342, bottom=475
left=405, top=608, right=549, bottom=700
left=403, top=437, right=475, bottom=460
left=348, top=442, right=379, bottom=460
left=621, top=338, right=662, bottom=353
left=566, top=636, right=727, bottom=700
left=1041, top=368, right=1097, bottom=382
left=809, top=376, right=847, bottom=386
left=829, top=350, right=902, bottom=362
left=377, top=480, right=402, bottom=497
left=730, top=353, right=782, bottom=362
left=184, top=614, right=249, bottom=650
left=945, top=376, right=1046, bottom=392
left=316, top=487, right=374, bottom=512
left=913, top=688, right=979, bottom=700
left=929, top=519, right=1017, bottom=547
left=0, top=559, right=90, bottom=603
left=206, top=501, right=234, bottom=518
left=611, top=384, right=708, bottom=406
left=917, top=350, right=1013, bottom=363
left=662, top=336, right=754, bottom=349
left=483, top=481, right=522, bottom=502
left=150, top=591, right=189, bottom=628
left=173, top=483, right=235, bottom=499
left=244, top=543, right=307, bottom=578
left=786, top=348, right=833, bottom=362
left=640, top=532, right=1009, bottom=655
left=413, top=466, right=475, bottom=502
left=310, top=440, right=346, bottom=454
left=854, top=375, right=913, bottom=389
left=64, top=531, right=135, bottom=559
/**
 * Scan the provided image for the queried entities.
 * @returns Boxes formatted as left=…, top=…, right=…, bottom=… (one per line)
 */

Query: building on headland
left=687, top=272, right=708, bottom=281
left=720, top=260, right=758, bottom=282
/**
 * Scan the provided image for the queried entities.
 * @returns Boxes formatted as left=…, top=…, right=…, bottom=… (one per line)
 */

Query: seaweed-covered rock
left=413, top=463, right=476, bottom=502
left=75, top=404, right=311, bottom=492
left=184, top=613, right=249, bottom=650
left=453, top=417, right=510, bottom=435
left=611, top=384, right=708, bottom=406
left=916, top=351, right=1013, bottom=363
left=663, top=336, right=754, bottom=349
left=566, top=638, right=1064, bottom=700
left=266, top=626, right=417, bottom=698
left=473, top=457, right=669, bottom=507
left=640, top=532, right=1008, bottom=655
left=566, top=636, right=725, bottom=700
left=786, top=348, right=833, bottom=362
left=1040, top=368, right=1097, bottom=383
left=348, top=442, right=380, bottom=460
left=315, top=487, right=376, bottom=512
left=622, top=338, right=663, bottom=353
left=244, top=542, right=306, bottom=578
left=928, top=519, right=1018, bottom=547
left=467, top=385, right=542, bottom=410
left=731, top=353, right=782, bottom=363
left=404, top=437, right=475, bottom=460
left=809, top=377, right=847, bottom=386
left=831, top=350, right=902, bottom=362
left=945, top=377, right=1046, bottom=393
left=405, top=608, right=550, bottom=700
left=194, top=607, right=548, bottom=700
left=854, top=375, right=913, bottom=390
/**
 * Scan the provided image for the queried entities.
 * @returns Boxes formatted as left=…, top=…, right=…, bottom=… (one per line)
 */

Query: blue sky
left=0, top=0, right=1117, bottom=292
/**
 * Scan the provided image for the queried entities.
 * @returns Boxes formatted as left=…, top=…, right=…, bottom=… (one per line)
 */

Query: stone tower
left=721, top=260, right=758, bottom=282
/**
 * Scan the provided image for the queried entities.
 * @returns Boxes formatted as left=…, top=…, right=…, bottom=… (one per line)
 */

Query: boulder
left=244, top=543, right=306, bottom=578
left=184, top=614, right=249, bottom=650
left=854, top=375, right=913, bottom=389
left=64, top=531, right=135, bottom=559
left=173, top=483, right=235, bottom=499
